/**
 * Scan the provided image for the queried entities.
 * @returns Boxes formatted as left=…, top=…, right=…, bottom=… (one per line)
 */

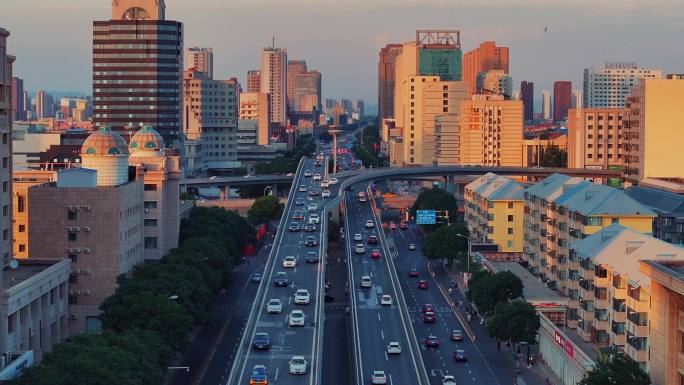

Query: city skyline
left=3, top=0, right=683, bottom=108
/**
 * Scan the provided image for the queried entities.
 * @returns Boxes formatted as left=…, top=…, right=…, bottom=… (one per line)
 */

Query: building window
left=18, top=244, right=25, bottom=252
left=69, top=274, right=78, bottom=284
left=18, top=225, right=25, bottom=233
left=2, top=229, right=7, bottom=241
left=86, top=317, right=103, bottom=332
left=612, top=218, right=619, bottom=224
left=68, top=211, right=78, bottom=220
left=68, top=254, right=78, bottom=263
left=17, top=197, right=25, bottom=213
left=144, top=201, right=158, bottom=209
left=508, top=215, right=514, bottom=222
left=507, top=241, right=514, bottom=248
left=144, top=184, right=158, bottom=191
left=144, top=237, right=158, bottom=249
left=2, top=205, right=7, bottom=217
left=508, top=202, right=514, bottom=209
left=144, top=219, right=158, bottom=227
left=508, top=228, right=514, bottom=235
left=68, top=232, right=78, bottom=242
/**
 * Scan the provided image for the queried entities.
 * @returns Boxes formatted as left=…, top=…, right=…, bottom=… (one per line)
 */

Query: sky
left=2, top=0, right=683, bottom=111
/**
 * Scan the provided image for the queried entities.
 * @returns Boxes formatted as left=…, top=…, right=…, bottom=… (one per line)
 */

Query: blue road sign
left=416, top=210, right=436, bottom=225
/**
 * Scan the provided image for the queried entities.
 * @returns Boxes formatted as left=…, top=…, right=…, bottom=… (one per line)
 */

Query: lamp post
left=264, top=185, right=272, bottom=196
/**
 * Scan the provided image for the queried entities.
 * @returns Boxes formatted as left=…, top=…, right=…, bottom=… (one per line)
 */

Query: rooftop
left=625, top=185, right=684, bottom=216
left=467, top=173, right=525, bottom=201
left=2, top=260, right=65, bottom=290
left=487, top=261, right=564, bottom=304
left=555, top=180, right=655, bottom=217
left=525, top=173, right=583, bottom=202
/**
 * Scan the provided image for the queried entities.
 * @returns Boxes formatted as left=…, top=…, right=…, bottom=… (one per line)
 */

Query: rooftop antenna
left=272, top=36, right=275, bottom=50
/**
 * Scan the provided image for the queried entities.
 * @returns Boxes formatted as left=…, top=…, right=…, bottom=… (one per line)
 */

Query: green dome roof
left=81, top=128, right=129, bottom=156
left=129, top=126, right=164, bottom=153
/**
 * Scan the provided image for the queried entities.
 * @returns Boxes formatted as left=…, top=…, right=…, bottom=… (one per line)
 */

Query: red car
left=399, top=221, right=408, bottom=230
left=292, top=211, right=304, bottom=220
left=418, top=280, right=428, bottom=289
left=408, top=269, right=419, bottom=277
left=422, top=304, right=434, bottom=314
left=423, top=311, right=436, bottom=323
left=367, top=235, right=379, bottom=244
left=389, top=222, right=397, bottom=230
left=370, top=249, right=382, bottom=259
left=424, top=335, right=440, bottom=347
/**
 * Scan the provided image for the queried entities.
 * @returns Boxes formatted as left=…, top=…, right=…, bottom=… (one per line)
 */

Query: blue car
left=250, top=365, right=269, bottom=384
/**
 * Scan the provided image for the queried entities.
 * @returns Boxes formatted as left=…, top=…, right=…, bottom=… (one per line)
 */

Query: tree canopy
left=247, top=195, right=284, bottom=226
left=410, top=187, right=458, bottom=227
left=486, top=300, right=540, bottom=344
left=422, top=224, right=468, bottom=264
left=534, top=144, right=567, bottom=168
left=466, top=270, right=524, bottom=316
left=579, top=353, right=651, bottom=385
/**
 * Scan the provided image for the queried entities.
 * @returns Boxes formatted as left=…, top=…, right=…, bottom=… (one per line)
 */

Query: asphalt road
left=344, top=184, right=426, bottom=385
left=227, top=158, right=328, bottom=385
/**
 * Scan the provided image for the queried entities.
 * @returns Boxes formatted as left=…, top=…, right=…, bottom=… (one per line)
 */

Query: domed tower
left=129, top=126, right=164, bottom=157
left=81, top=127, right=130, bottom=186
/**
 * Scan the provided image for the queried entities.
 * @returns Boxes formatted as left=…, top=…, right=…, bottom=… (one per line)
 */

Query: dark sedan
left=424, top=335, right=440, bottom=348
left=454, top=349, right=467, bottom=362
left=252, top=332, right=271, bottom=350
left=273, top=272, right=289, bottom=287
left=304, top=236, right=318, bottom=247
left=305, top=252, right=320, bottom=263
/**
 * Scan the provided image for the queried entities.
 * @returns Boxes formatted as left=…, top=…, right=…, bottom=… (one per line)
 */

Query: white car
left=442, top=375, right=457, bottom=385
left=371, top=370, right=387, bottom=384
left=313, top=174, right=321, bottom=181
left=299, top=185, right=308, bottom=192
left=355, top=244, right=366, bottom=254
left=321, top=181, right=330, bottom=188
left=329, top=178, right=339, bottom=185
left=304, top=171, right=313, bottom=177
left=353, top=233, right=363, bottom=241
left=282, top=256, right=296, bottom=268
left=387, top=341, right=401, bottom=354
left=288, top=310, right=305, bottom=326
left=365, top=219, right=375, bottom=228
left=361, top=275, right=372, bottom=288
left=307, top=203, right=318, bottom=212
left=294, top=289, right=310, bottom=305
left=266, top=298, right=282, bottom=314
left=380, top=295, right=392, bottom=306
left=322, top=190, right=331, bottom=198
left=289, top=356, right=307, bottom=375
left=309, top=214, right=320, bottom=224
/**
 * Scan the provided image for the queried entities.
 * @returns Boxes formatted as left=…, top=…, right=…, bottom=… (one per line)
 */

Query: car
left=451, top=329, right=464, bottom=342
left=299, top=185, right=308, bottom=192
left=355, top=244, right=366, bottom=254
left=400, top=221, right=408, bottom=230
left=454, top=349, right=468, bottom=362
left=380, top=295, right=392, bottom=306
left=305, top=236, right=317, bottom=247
left=387, top=341, right=401, bottom=354
left=322, top=190, right=331, bottom=198
left=288, top=222, right=300, bottom=232
left=442, top=375, right=458, bottom=385
left=309, top=189, right=320, bottom=197
left=307, top=203, right=318, bottom=212
left=266, top=298, right=282, bottom=314
left=408, top=268, right=419, bottom=277
left=423, top=311, right=437, bottom=323
left=353, top=233, right=363, bottom=241
left=304, top=171, right=313, bottom=177
left=309, top=214, right=320, bottom=224
left=389, top=222, right=397, bottom=230
left=273, top=272, right=289, bottom=287
left=286, top=172, right=294, bottom=177
left=314, top=161, right=322, bottom=167
left=365, top=220, right=375, bottom=228
left=303, top=223, right=316, bottom=232
left=252, top=332, right=271, bottom=350
left=251, top=272, right=263, bottom=283
left=328, top=178, right=339, bottom=185
left=294, top=289, right=310, bottom=305
left=288, top=310, right=305, bottom=326
left=418, top=280, right=428, bottom=289
left=295, top=198, right=305, bottom=206
left=367, top=235, right=379, bottom=244
left=425, top=335, right=440, bottom=348
left=305, top=252, right=320, bottom=263
left=250, top=365, right=269, bottom=385
left=313, top=174, right=321, bottom=181
left=370, top=249, right=382, bottom=259
left=289, top=356, right=307, bottom=375
left=422, top=304, right=435, bottom=314
left=321, top=181, right=329, bottom=188
left=409, top=243, right=416, bottom=250
left=282, top=256, right=296, bottom=268
left=292, top=211, right=304, bottom=220
left=360, top=275, right=372, bottom=288
left=371, top=371, right=387, bottom=384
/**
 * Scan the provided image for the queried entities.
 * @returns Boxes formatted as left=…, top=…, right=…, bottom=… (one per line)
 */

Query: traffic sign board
left=416, top=210, right=436, bottom=225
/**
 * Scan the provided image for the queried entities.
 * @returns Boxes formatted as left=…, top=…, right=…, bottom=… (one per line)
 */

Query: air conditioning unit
left=69, top=290, right=80, bottom=296
left=83, top=248, right=91, bottom=254
left=72, top=269, right=81, bottom=275
left=67, top=248, right=81, bottom=253
left=83, top=291, right=91, bottom=296
left=144, top=208, right=150, bottom=213
left=82, top=206, right=91, bottom=212
left=67, top=206, right=77, bottom=212
left=68, top=314, right=77, bottom=320
left=83, top=227, right=91, bottom=232
left=83, top=269, right=91, bottom=275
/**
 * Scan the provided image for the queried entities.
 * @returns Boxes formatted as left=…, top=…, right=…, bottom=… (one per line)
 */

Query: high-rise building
left=239, top=92, right=270, bottom=145
left=93, top=0, right=183, bottom=146
left=183, top=70, right=238, bottom=171
left=286, top=59, right=321, bottom=116
left=542, top=90, right=551, bottom=120
left=247, top=70, right=261, bottom=93
left=378, top=44, right=402, bottom=120
left=11, top=77, right=23, bottom=121
left=1, top=27, right=14, bottom=267
left=572, top=89, right=582, bottom=110
left=260, top=47, right=287, bottom=125
left=353, top=100, right=365, bottom=120
left=553, top=81, right=572, bottom=122
left=475, top=69, right=512, bottom=97
left=583, top=63, right=662, bottom=108
left=35, top=89, right=47, bottom=119
left=463, top=41, right=509, bottom=96
left=185, top=47, right=213, bottom=79
left=520, top=81, right=534, bottom=122
left=567, top=108, right=628, bottom=169
left=22, top=90, right=29, bottom=119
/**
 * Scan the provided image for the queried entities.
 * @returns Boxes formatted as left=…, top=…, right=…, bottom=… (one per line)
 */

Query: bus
left=357, top=191, right=367, bottom=202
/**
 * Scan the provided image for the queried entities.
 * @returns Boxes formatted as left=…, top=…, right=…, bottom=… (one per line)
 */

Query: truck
left=357, top=191, right=367, bottom=202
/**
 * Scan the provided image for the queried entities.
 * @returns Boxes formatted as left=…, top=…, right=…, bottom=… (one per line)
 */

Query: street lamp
left=264, top=186, right=272, bottom=196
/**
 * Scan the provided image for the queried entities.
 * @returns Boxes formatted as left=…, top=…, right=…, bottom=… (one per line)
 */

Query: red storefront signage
left=565, top=341, right=574, bottom=359
left=554, top=331, right=574, bottom=359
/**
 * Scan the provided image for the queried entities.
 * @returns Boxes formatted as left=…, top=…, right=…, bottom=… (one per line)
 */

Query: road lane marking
left=377, top=313, right=381, bottom=322
left=381, top=330, right=384, bottom=340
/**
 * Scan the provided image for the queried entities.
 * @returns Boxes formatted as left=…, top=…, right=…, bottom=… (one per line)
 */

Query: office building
left=378, top=44, right=402, bottom=120
left=572, top=90, right=582, bottom=110
left=93, top=0, right=183, bottom=146
left=459, top=94, right=524, bottom=167
left=247, top=70, right=261, bottom=93
left=625, top=186, right=684, bottom=245
left=624, top=78, right=684, bottom=188
left=567, top=108, right=628, bottom=169
left=239, top=92, right=270, bottom=145
left=11, top=77, right=23, bottom=121
left=183, top=70, right=238, bottom=171
left=463, top=41, right=509, bottom=96
left=583, top=64, right=662, bottom=108
left=465, top=173, right=525, bottom=252
left=542, top=90, right=551, bottom=120
left=353, top=100, right=365, bottom=120
left=260, top=47, right=287, bottom=125
left=520, top=81, right=534, bottom=122
left=1, top=28, right=13, bottom=268
left=553, top=81, right=572, bottom=122
left=185, top=47, right=213, bottom=79
left=35, top=90, right=47, bottom=119
left=475, top=69, right=512, bottom=97
left=287, top=59, right=322, bottom=117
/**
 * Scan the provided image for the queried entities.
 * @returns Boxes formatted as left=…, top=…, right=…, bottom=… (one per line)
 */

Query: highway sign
left=416, top=210, right=436, bottom=225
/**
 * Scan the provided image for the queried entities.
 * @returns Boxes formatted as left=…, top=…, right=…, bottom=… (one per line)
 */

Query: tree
left=247, top=195, right=284, bottom=226
left=422, top=224, right=468, bottom=264
left=486, top=300, right=540, bottom=344
left=410, top=187, right=458, bottom=228
left=466, top=271, right=524, bottom=316
left=534, top=144, right=567, bottom=168
left=579, top=353, right=651, bottom=385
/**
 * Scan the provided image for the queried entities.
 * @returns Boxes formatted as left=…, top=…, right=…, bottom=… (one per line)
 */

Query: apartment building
left=583, top=65, right=662, bottom=108
left=626, top=186, right=684, bottom=245
left=465, top=173, right=525, bottom=252
left=462, top=41, right=509, bottom=96
left=567, top=108, right=629, bottom=169
left=238, top=92, right=270, bottom=146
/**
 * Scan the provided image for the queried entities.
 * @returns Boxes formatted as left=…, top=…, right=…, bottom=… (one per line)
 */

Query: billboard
left=416, top=210, right=436, bottom=225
